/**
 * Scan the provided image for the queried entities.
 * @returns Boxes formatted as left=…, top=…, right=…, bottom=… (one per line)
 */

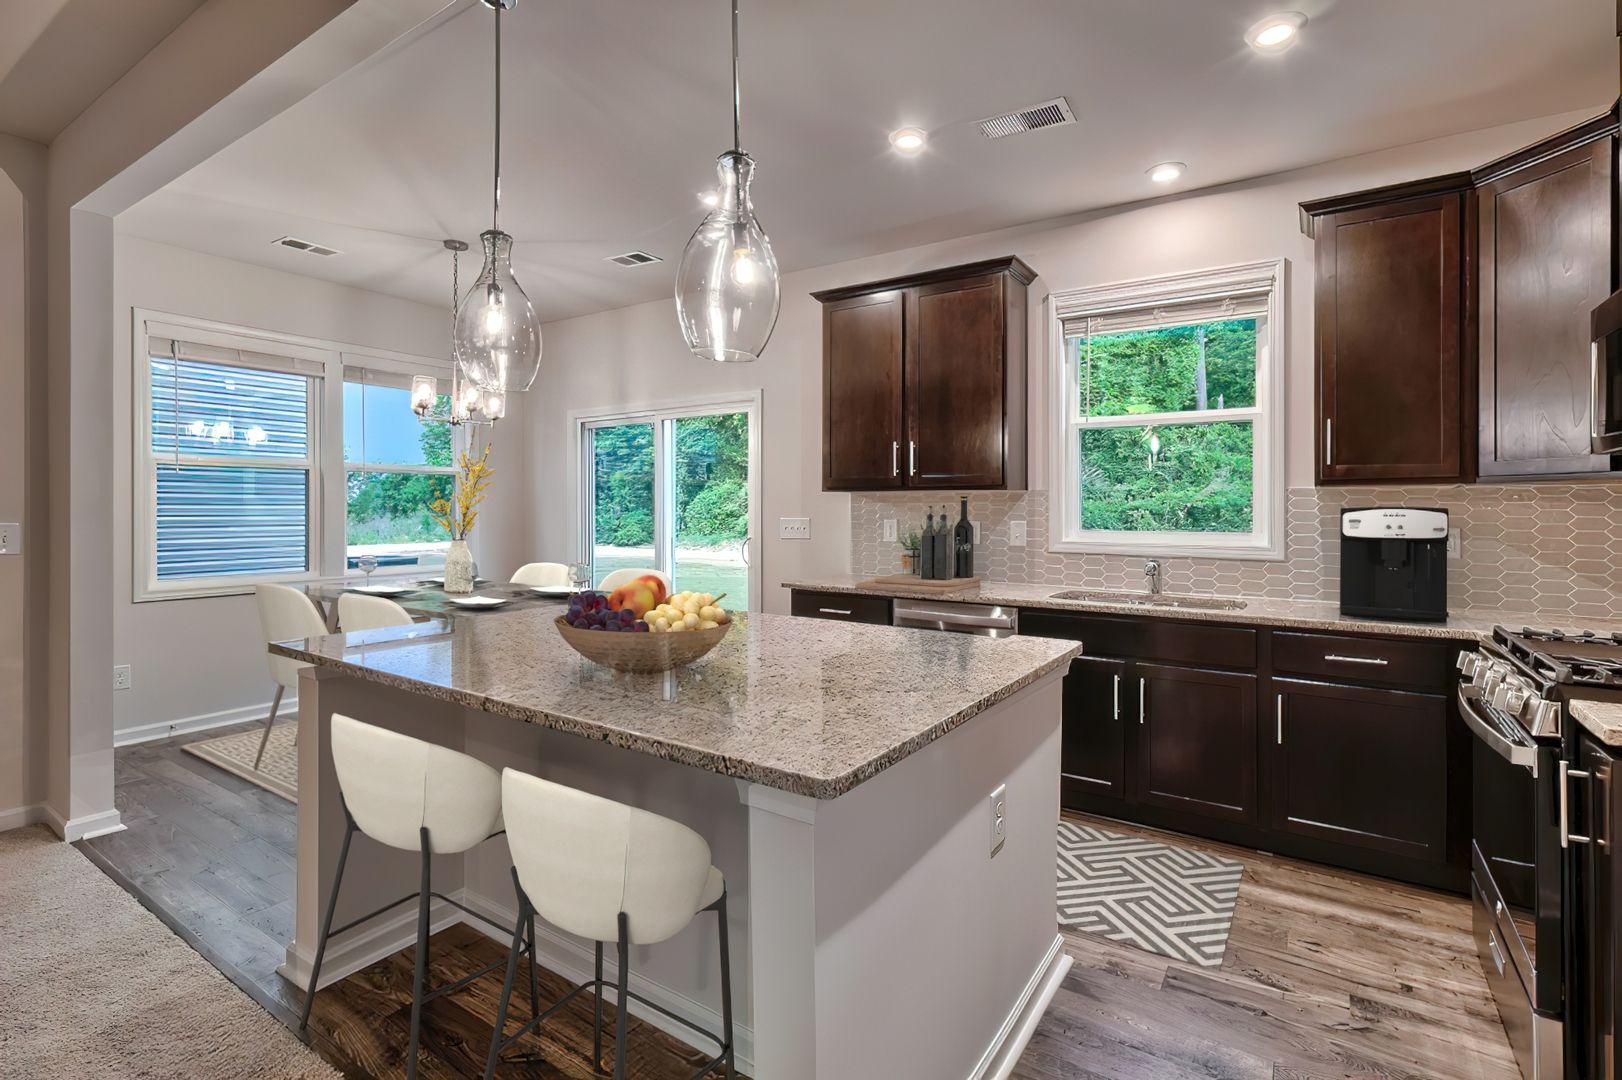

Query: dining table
left=299, top=578, right=570, bottom=631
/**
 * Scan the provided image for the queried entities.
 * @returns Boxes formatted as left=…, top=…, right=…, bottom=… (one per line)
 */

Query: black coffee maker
left=1339, top=507, right=1449, bottom=621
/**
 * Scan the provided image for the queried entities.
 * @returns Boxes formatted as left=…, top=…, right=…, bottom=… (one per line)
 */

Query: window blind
left=1060, top=288, right=1270, bottom=338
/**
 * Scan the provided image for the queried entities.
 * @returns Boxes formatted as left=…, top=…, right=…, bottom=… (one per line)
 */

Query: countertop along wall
left=525, top=108, right=1603, bottom=614
left=110, top=236, right=530, bottom=741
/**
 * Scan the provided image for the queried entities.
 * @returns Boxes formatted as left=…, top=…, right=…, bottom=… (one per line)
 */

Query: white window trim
left=132, top=309, right=455, bottom=601
left=567, top=390, right=763, bottom=612
left=1045, top=258, right=1287, bottom=561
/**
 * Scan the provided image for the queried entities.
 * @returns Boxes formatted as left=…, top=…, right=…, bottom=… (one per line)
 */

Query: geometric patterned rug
left=181, top=722, right=297, bottom=802
left=1057, top=820, right=1244, bottom=968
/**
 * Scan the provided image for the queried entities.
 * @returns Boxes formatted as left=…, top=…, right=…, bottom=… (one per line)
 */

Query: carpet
left=0, top=825, right=338, bottom=1079
left=1057, top=820, right=1244, bottom=968
left=183, top=721, right=297, bottom=802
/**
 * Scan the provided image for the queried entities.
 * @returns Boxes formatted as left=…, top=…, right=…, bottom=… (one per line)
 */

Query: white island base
left=281, top=664, right=1068, bottom=1079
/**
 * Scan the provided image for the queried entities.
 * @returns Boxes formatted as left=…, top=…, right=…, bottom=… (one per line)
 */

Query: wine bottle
left=921, top=506, right=936, bottom=579
left=932, top=506, right=952, bottom=580
left=954, top=497, right=974, bottom=578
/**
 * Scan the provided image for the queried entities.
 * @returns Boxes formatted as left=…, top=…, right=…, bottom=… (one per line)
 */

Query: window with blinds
left=1050, top=260, right=1285, bottom=559
left=341, top=362, right=455, bottom=570
left=143, top=337, right=321, bottom=588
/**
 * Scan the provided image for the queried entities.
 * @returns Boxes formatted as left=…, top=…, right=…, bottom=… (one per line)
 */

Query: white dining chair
left=484, top=768, right=734, bottom=1080
left=337, top=592, right=415, bottom=632
left=300, top=714, right=535, bottom=1080
left=597, top=567, right=672, bottom=594
left=253, top=584, right=330, bottom=770
left=510, top=562, right=571, bottom=587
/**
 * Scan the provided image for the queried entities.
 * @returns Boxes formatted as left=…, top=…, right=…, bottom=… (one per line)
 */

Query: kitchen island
left=272, top=606, right=1078, bottom=1080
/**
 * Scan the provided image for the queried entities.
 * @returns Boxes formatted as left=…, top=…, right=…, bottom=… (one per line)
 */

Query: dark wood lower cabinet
left=1577, top=732, right=1618, bottom=1080
left=1059, top=656, right=1127, bottom=803
left=1269, top=678, right=1450, bottom=861
left=1137, top=664, right=1256, bottom=823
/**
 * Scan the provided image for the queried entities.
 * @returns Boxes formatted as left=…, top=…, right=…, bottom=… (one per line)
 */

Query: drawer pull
left=818, top=607, right=853, bottom=616
left=1324, top=653, right=1389, bottom=667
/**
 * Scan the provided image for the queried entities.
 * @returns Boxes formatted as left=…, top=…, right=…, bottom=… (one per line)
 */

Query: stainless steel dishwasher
left=891, top=598, right=1019, bottom=638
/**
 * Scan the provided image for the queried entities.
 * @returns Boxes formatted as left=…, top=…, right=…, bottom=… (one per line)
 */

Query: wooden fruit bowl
left=553, top=615, right=731, bottom=673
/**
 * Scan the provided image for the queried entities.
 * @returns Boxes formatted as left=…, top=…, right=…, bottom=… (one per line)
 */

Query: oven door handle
left=1457, top=687, right=1537, bottom=771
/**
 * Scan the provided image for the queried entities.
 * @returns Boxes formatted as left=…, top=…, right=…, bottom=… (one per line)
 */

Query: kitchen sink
left=1049, top=589, right=1248, bottom=612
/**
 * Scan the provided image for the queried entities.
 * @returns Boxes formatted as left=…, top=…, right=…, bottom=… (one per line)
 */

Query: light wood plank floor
left=84, top=730, right=1516, bottom=1079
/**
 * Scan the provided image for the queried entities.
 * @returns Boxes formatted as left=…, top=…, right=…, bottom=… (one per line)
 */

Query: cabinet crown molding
left=810, top=255, right=1036, bottom=303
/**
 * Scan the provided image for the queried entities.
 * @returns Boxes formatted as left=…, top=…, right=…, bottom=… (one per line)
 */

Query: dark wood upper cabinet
left=1302, top=109, right=1621, bottom=485
left=1308, top=189, right=1468, bottom=483
left=814, top=257, right=1033, bottom=491
left=1477, top=122, right=1616, bottom=477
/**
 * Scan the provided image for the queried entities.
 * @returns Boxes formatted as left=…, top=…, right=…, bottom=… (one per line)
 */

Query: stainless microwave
left=1593, top=289, right=1622, bottom=453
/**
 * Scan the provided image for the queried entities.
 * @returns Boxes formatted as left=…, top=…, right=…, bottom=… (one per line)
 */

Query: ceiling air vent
left=272, top=235, right=341, bottom=257
left=976, top=97, right=1076, bottom=140
left=605, top=250, right=663, bottom=268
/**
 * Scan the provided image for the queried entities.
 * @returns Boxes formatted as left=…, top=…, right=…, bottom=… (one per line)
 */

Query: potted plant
left=429, top=445, right=495, bottom=593
left=899, top=527, right=922, bottom=575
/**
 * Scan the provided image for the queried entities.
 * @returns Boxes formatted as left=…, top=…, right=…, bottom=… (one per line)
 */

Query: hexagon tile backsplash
left=852, top=484, right=1622, bottom=621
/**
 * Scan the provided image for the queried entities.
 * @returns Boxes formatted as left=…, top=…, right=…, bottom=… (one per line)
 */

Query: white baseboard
left=43, top=805, right=126, bottom=842
left=114, top=697, right=294, bottom=748
left=0, top=804, right=49, bottom=833
left=277, top=894, right=463, bottom=989
left=457, top=890, right=756, bottom=1075
left=970, top=934, right=1072, bottom=1080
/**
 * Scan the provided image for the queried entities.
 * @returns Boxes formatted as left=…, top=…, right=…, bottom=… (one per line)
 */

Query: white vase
left=444, top=539, right=475, bottom=594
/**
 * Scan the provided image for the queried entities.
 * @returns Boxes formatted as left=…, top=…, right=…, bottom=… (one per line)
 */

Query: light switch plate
left=0, top=522, right=18, bottom=554
left=112, top=665, right=132, bottom=691
left=882, top=518, right=897, bottom=542
left=1447, top=528, right=1461, bottom=557
left=1008, top=520, right=1027, bottom=548
left=989, top=783, right=1007, bottom=858
left=779, top=517, right=811, bottom=540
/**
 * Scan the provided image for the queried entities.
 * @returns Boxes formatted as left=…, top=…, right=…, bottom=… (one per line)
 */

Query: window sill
left=1048, top=537, right=1285, bottom=562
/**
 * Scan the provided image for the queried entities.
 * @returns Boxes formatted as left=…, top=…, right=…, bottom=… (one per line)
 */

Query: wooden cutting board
left=858, top=574, right=980, bottom=591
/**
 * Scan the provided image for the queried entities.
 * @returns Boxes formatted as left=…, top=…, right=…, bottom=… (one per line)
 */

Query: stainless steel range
left=1458, top=627, right=1622, bottom=1080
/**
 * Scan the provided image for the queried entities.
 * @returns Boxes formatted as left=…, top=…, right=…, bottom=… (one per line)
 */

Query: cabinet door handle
left=1112, top=673, right=1120, bottom=721
left=1561, top=761, right=1594, bottom=848
left=817, top=607, right=853, bottom=616
left=891, top=440, right=899, bottom=477
left=1324, top=653, right=1389, bottom=666
left=1325, top=418, right=1333, bottom=467
left=908, top=440, right=917, bottom=477
left=1138, top=677, right=1146, bottom=725
left=1276, top=693, right=1284, bottom=745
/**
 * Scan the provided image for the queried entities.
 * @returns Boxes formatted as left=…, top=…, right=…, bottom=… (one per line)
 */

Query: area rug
left=1057, top=820, right=1244, bottom=968
left=182, top=722, right=297, bottom=802
left=0, top=826, right=338, bottom=1079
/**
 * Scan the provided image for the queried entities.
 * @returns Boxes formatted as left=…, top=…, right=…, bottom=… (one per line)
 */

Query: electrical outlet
left=882, top=518, right=897, bottom=542
left=0, top=522, right=18, bottom=554
left=989, top=783, right=1007, bottom=858
left=973, top=521, right=982, bottom=544
left=1008, top=520, right=1027, bottom=548
left=112, top=665, right=132, bottom=691
left=1447, top=527, right=1461, bottom=557
left=778, top=517, right=811, bottom=540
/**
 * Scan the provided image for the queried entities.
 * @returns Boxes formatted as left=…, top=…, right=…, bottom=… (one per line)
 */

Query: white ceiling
left=0, top=0, right=209, bottom=144
left=115, top=0, right=1616, bottom=323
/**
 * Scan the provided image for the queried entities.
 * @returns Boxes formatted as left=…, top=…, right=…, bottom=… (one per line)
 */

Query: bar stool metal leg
left=406, top=826, right=431, bottom=1080
left=594, top=941, right=606, bottom=1071
left=483, top=890, right=531, bottom=1080
left=526, top=910, right=539, bottom=1020
left=717, top=891, right=735, bottom=1080
left=614, top=911, right=631, bottom=1080
left=299, top=805, right=356, bottom=1033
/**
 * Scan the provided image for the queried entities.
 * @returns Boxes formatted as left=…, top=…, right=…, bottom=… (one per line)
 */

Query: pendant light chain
left=730, top=0, right=741, bottom=152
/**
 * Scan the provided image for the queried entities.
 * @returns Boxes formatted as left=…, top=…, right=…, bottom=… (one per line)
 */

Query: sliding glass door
left=580, top=397, right=758, bottom=609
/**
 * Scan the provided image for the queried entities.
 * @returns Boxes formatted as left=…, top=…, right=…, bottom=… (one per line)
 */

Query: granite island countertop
left=784, top=576, right=1622, bottom=643
left=271, top=607, right=1079, bottom=799
left=1572, top=700, right=1622, bottom=749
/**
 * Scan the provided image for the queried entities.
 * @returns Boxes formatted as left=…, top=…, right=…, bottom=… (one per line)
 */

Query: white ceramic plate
left=529, top=585, right=574, bottom=597
left=350, top=584, right=414, bottom=596
left=423, top=577, right=487, bottom=587
left=447, top=595, right=509, bottom=609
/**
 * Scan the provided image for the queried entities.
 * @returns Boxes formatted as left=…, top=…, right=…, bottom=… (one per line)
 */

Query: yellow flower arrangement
left=430, top=445, right=495, bottom=540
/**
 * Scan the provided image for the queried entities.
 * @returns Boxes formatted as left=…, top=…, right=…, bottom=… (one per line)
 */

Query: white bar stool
left=484, top=768, right=735, bottom=1080
left=252, top=584, right=328, bottom=770
left=299, top=714, right=538, bottom=1080
left=510, top=561, right=571, bottom=587
left=336, top=592, right=415, bottom=632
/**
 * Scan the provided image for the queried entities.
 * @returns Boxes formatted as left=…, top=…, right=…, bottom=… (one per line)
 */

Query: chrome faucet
left=1144, top=560, right=1163, bottom=596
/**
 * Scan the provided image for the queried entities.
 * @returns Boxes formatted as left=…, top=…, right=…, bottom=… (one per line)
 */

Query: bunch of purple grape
left=566, top=591, right=649, bottom=632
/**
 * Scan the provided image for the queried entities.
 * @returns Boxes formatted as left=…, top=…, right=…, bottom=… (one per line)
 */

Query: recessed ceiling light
left=1147, top=162, right=1186, bottom=184
left=889, top=127, right=928, bottom=155
left=698, top=191, right=719, bottom=208
left=1245, top=12, right=1306, bottom=51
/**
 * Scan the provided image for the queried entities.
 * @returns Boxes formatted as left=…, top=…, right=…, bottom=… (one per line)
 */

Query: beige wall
left=525, top=108, right=1601, bottom=615
left=110, top=235, right=527, bottom=738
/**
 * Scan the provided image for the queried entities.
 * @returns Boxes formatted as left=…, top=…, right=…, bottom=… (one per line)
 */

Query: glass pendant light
left=454, top=0, right=542, bottom=392
left=413, top=240, right=503, bottom=427
left=674, top=0, right=780, bottom=363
